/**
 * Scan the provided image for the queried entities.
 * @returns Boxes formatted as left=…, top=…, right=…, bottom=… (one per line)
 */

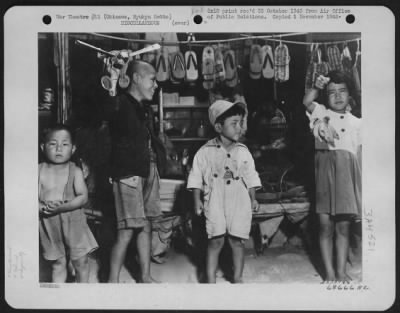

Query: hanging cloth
left=274, top=42, right=290, bottom=82
left=352, top=40, right=362, bottom=116
left=315, top=47, right=330, bottom=83
left=352, top=40, right=361, bottom=94
left=304, top=43, right=317, bottom=91
left=327, top=44, right=343, bottom=71
left=202, top=45, right=215, bottom=90
left=341, top=43, right=353, bottom=76
left=214, top=45, right=226, bottom=82
left=305, top=44, right=329, bottom=91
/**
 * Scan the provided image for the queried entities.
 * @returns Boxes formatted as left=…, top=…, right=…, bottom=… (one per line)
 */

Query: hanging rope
left=88, top=32, right=361, bottom=47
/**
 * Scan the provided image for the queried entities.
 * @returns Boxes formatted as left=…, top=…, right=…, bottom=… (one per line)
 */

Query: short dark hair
left=215, top=103, right=246, bottom=125
left=326, top=70, right=354, bottom=93
left=41, top=124, right=75, bottom=144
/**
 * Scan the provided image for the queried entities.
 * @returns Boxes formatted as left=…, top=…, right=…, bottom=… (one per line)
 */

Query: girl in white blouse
left=303, top=71, right=361, bottom=282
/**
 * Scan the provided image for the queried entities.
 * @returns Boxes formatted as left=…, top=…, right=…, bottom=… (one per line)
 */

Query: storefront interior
left=38, top=32, right=362, bottom=283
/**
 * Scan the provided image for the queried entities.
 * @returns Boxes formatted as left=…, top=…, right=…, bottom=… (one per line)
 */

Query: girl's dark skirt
left=315, top=150, right=361, bottom=217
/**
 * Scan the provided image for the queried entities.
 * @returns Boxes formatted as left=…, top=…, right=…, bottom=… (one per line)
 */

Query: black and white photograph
left=4, top=5, right=396, bottom=310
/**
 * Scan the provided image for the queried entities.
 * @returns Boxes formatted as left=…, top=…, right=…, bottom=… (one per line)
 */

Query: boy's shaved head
left=125, top=59, right=157, bottom=102
left=126, top=60, right=154, bottom=79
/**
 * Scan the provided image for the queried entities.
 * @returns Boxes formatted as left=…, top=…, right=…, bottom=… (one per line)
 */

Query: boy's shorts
left=39, top=208, right=99, bottom=261
left=113, top=162, right=162, bottom=229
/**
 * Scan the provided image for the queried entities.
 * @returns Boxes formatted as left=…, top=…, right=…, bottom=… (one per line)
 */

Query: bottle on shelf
left=197, top=120, right=206, bottom=138
left=181, top=148, right=189, bottom=166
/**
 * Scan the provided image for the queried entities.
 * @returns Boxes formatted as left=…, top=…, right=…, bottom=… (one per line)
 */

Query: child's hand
left=194, top=200, right=204, bottom=216
left=42, top=200, right=68, bottom=215
left=252, top=199, right=260, bottom=212
left=41, top=202, right=56, bottom=216
left=314, top=75, right=330, bottom=90
left=39, top=201, right=48, bottom=215
left=315, top=117, right=339, bottom=145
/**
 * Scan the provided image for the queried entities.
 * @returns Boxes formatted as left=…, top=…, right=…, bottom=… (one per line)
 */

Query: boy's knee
left=53, top=256, right=67, bottom=268
left=336, top=222, right=350, bottom=236
left=51, top=256, right=68, bottom=283
left=228, top=236, right=245, bottom=248
left=118, top=229, right=134, bottom=243
left=142, top=221, right=152, bottom=233
left=208, top=236, right=224, bottom=249
left=72, top=255, right=89, bottom=271
left=319, top=223, right=334, bottom=236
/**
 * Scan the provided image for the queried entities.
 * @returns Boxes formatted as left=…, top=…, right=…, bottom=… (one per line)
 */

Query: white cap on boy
left=208, top=100, right=235, bottom=126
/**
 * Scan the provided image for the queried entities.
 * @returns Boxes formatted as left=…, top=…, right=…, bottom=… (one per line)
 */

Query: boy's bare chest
left=39, top=168, right=69, bottom=200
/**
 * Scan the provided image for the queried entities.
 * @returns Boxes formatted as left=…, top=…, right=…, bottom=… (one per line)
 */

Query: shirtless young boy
left=39, top=124, right=98, bottom=282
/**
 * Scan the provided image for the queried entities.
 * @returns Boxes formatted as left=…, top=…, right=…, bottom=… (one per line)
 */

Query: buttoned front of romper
left=187, top=139, right=261, bottom=239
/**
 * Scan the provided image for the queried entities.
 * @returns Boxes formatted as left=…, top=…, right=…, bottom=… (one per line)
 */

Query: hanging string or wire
left=89, top=32, right=361, bottom=47
left=89, top=32, right=187, bottom=46
left=282, top=38, right=360, bottom=46
left=238, top=33, right=361, bottom=46
left=91, top=32, right=309, bottom=45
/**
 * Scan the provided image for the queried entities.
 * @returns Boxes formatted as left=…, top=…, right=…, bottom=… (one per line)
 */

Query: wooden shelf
left=39, top=110, right=52, bottom=117
left=152, top=104, right=209, bottom=111
left=164, top=104, right=209, bottom=109
left=168, top=137, right=209, bottom=142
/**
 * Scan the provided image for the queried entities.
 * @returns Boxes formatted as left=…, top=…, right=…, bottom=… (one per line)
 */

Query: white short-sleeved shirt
left=307, top=102, right=362, bottom=155
left=187, top=138, right=261, bottom=239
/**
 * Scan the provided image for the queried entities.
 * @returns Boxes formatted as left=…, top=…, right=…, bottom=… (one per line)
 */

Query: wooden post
left=54, top=33, right=71, bottom=124
left=159, top=87, right=164, bottom=135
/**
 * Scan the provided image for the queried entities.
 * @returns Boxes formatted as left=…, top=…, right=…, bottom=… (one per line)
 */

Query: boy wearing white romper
left=187, top=100, right=261, bottom=283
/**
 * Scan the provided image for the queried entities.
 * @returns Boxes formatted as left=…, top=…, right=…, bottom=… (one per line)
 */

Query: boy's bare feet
left=322, top=278, right=336, bottom=284
left=151, top=255, right=167, bottom=264
left=336, top=273, right=352, bottom=283
left=324, top=271, right=336, bottom=282
left=139, top=275, right=161, bottom=283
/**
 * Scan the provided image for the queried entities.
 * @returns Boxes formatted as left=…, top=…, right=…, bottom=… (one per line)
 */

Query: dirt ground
left=40, top=232, right=362, bottom=284
left=107, top=247, right=361, bottom=284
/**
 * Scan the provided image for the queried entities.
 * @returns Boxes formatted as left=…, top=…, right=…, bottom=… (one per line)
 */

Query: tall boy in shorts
left=108, top=60, right=166, bottom=283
